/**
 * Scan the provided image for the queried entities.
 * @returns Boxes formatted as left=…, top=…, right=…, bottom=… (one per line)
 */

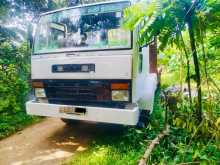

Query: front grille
left=43, top=80, right=131, bottom=108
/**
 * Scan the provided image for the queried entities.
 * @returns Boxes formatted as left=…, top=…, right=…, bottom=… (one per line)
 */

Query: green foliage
left=0, top=0, right=52, bottom=139
left=0, top=112, right=40, bottom=139
left=124, top=0, right=220, bottom=122
left=0, top=0, right=68, bottom=43
left=66, top=90, right=163, bottom=165
left=124, top=0, right=220, bottom=50
left=148, top=126, right=220, bottom=164
left=0, top=42, right=29, bottom=110
left=66, top=90, right=220, bottom=164
left=173, top=99, right=220, bottom=140
left=0, top=41, right=38, bottom=138
left=149, top=91, right=220, bottom=164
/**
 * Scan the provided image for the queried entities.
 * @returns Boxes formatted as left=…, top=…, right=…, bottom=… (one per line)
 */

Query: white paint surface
left=133, top=73, right=157, bottom=112
left=26, top=101, right=140, bottom=125
left=32, top=51, right=132, bottom=80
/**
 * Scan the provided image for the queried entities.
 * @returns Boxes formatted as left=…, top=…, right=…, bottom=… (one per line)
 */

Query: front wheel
left=136, top=110, right=150, bottom=128
left=61, top=118, right=80, bottom=125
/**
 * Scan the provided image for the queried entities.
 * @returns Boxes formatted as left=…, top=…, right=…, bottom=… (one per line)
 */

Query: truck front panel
left=33, top=79, right=132, bottom=109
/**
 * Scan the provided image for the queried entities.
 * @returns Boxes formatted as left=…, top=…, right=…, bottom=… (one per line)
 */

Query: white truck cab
left=26, top=0, right=158, bottom=126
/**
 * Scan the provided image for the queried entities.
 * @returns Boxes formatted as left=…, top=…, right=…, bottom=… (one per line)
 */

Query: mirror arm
left=27, top=24, right=33, bottom=49
left=139, top=44, right=147, bottom=52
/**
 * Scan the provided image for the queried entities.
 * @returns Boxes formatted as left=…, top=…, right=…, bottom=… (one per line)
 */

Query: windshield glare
left=34, top=2, right=131, bottom=54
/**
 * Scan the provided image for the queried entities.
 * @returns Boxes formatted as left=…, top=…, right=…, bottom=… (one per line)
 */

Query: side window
left=139, top=51, right=143, bottom=73
left=34, top=24, right=47, bottom=53
left=137, top=23, right=143, bottom=73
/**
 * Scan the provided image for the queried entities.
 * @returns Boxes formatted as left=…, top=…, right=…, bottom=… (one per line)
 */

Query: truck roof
left=40, top=0, right=132, bottom=16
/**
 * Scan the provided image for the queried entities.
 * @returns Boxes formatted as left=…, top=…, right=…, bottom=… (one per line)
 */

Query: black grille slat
left=47, top=89, right=98, bottom=99
left=45, top=80, right=110, bottom=103
left=43, top=79, right=131, bottom=108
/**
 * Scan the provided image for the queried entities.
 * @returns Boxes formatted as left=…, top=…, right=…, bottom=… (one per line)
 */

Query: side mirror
left=28, top=24, right=33, bottom=49
left=139, top=44, right=147, bottom=52
left=68, top=0, right=80, bottom=6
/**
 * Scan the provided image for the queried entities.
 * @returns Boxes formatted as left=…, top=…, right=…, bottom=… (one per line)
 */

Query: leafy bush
left=0, top=41, right=38, bottom=139
left=66, top=90, right=220, bottom=165
left=0, top=41, right=29, bottom=112
left=65, top=90, right=162, bottom=165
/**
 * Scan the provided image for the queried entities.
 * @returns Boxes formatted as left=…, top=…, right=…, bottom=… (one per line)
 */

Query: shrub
left=0, top=41, right=36, bottom=138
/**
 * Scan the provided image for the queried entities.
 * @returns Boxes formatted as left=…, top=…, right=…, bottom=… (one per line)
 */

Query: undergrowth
left=66, top=89, right=220, bottom=165
left=0, top=42, right=40, bottom=139
left=0, top=112, right=40, bottom=139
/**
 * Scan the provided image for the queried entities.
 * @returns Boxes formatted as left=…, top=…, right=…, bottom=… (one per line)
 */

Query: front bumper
left=26, top=101, right=140, bottom=125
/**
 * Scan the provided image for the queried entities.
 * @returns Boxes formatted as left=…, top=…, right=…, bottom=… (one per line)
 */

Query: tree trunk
left=187, top=15, right=202, bottom=122
left=198, top=21, right=211, bottom=99
left=175, top=19, right=192, bottom=107
left=179, top=32, right=192, bottom=107
left=186, top=56, right=192, bottom=104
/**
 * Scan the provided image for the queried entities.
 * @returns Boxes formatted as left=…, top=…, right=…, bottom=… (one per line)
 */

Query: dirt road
left=0, top=118, right=97, bottom=165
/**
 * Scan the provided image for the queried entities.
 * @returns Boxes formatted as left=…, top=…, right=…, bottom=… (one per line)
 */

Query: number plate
left=59, top=106, right=74, bottom=114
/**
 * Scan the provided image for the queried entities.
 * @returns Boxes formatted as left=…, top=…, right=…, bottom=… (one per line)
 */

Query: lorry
left=26, top=0, right=158, bottom=127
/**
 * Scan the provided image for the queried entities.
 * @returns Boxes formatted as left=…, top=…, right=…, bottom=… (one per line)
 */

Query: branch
left=138, top=125, right=170, bottom=165
left=176, top=162, right=200, bottom=165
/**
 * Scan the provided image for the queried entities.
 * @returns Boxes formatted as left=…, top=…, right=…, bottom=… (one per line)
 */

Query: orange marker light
left=32, top=81, right=44, bottom=88
left=111, top=83, right=129, bottom=90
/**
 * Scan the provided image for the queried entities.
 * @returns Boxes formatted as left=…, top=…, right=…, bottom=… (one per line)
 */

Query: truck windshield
left=34, top=2, right=131, bottom=54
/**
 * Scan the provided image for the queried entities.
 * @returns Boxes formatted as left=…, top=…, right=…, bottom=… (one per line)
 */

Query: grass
left=65, top=88, right=220, bottom=165
left=65, top=90, right=164, bottom=165
left=0, top=111, right=40, bottom=139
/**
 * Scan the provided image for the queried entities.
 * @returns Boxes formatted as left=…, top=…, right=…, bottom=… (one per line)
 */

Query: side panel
left=132, top=28, right=157, bottom=111
left=134, top=73, right=157, bottom=111
left=141, top=46, right=150, bottom=74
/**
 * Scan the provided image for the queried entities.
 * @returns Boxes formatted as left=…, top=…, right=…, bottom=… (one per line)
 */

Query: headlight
left=112, top=90, right=129, bottom=101
left=35, top=88, right=46, bottom=98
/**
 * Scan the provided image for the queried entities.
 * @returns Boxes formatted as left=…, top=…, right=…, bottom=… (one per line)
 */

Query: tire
left=136, top=110, right=150, bottom=128
left=61, top=118, right=80, bottom=125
